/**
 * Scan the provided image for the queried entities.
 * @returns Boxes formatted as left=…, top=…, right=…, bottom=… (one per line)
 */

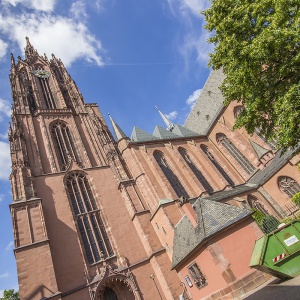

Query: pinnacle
left=108, top=113, right=128, bottom=141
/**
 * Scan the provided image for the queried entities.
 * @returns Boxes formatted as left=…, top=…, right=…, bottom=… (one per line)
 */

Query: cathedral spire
left=108, top=113, right=128, bottom=141
left=10, top=53, right=15, bottom=67
left=25, top=36, right=38, bottom=59
left=155, top=106, right=175, bottom=131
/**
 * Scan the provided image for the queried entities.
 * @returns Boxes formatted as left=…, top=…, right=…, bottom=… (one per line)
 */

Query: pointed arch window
left=216, top=133, right=256, bottom=175
left=178, top=147, right=213, bottom=194
left=278, top=176, right=300, bottom=198
left=66, top=172, right=113, bottom=264
left=35, top=66, right=56, bottom=109
left=51, top=121, right=79, bottom=171
left=247, top=195, right=269, bottom=215
left=153, top=151, right=189, bottom=198
left=200, top=145, right=235, bottom=187
left=233, top=105, right=244, bottom=119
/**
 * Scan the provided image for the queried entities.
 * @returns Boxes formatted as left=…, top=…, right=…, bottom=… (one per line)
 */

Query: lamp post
left=150, top=274, right=163, bottom=300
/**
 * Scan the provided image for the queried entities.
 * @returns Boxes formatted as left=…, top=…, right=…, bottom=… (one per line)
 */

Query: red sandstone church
left=8, top=38, right=300, bottom=300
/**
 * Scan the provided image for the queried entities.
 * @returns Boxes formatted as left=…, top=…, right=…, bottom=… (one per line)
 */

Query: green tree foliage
left=1, top=290, right=19, bottom=300
left=291, top=192, right=300, bottom=206
left=203, top=0, right=300, bottom=151
left=252, top=209, right=280, bottom=234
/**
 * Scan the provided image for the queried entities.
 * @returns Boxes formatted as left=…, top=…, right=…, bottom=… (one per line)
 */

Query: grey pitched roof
left=171, top=124, right=199, bottom=138
left=184, top=69, right=226, bottom=135
left=203, top=184, right=257, bottom=202
left=130, top=126, right=157, bottom=142
left=172, top=198, right=252, bottom=268
left=152, top=125, right=180, bottom=139
left=108, top=114, right=128, bottom=141
left=250, top=140, right=270, bottom=159
left=249, top=148, right=298, bottom=185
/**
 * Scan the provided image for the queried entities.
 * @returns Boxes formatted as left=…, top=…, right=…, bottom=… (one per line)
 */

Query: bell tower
left=9, top=38, right=180, bottom=300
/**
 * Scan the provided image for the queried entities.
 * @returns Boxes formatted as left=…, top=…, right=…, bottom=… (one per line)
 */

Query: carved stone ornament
left=165, top=142, right=173, bottom=149
left=90, top=262, right=142, bottom=300
left=187, top=140, right=196, bottom=146
left=177, top=195, right=189, bottom=206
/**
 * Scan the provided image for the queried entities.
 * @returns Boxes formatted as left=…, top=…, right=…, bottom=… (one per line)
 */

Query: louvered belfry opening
left=66, top=172, right=113, bottom=265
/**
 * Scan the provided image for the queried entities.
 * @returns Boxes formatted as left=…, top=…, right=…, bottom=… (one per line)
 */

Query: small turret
left=25, top=36, right=38, bottom=59
left=155, top=105, right=175, bottom=131
left=108, top=113, right=128, bottom=141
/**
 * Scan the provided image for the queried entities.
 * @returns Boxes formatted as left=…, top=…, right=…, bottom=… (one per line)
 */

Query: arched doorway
left=103, top=287, right=118, bottom=300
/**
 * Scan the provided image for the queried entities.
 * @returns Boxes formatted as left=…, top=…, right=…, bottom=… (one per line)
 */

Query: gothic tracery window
left=51, top=121, right=79, bottom=171
left=278, top=176, right=300, bottom=198
left=200, top=145, right=235, bottom=187
left=178, top=147, right=213, bottom=194
left=233, top=105, right=244, bottom=118
left=247, top=195, right=269, bottom=215
left=153, top=151, right=189, bottom=198
left=216, top=133, right=256, bottom=175
left=66, top=172, right=113, bottom=265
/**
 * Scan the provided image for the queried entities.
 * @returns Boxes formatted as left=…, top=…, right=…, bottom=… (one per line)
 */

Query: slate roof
left=153, top=125, right=179, bottom=139
left=129, top=124, right=200, bottom=143
left=203, top=184, right=257, bottom=202
left=249, top=140, right=270, bottom=159
left=184, top=69, right=226, bottom=135
left=172, top=198, right=252, bottom=268
left=130, top=126, right=157, bottom=142
left=171, top=124, right=200, bottom=138
left=249, top=148, right=298, bottom=185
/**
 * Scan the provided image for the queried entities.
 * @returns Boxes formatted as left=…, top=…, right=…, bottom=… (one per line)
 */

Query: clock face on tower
left=33, top=69, right=50, bottom=78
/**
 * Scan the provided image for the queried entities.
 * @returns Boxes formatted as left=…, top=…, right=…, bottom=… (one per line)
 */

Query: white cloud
left=166, top=0, right=210, bottom=17
left=179, top=28, right=214, bottom=66
left=70, top=0, right=88, bottom=21
left=0, top=272, right=9, bottom=278
left=186, top=88, right=202, bottom=108
left=0, top=39, right=8, bottom=60
left=0, top=194, right=4, bottom=202
left=165, top=0, right=213, bottom=66
left=1, top=0, right=56, bottom=12
left=94, top=0, right=104, bottom=13
left=0, top=98, right=11, bottom=118
left=0, top=130, right=8, bottom=140
left=165, top=111, right=178, bottom=121
left=0, top=13, right=104, bottom=67
left=0, top=141, right=11, bottom=180
left=0, top=290, right=3, bottom=297
left=5, top=241, right=14, bottom=251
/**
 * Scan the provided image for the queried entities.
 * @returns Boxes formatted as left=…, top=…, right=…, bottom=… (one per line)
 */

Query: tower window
left=179, top=147, right=214, bottom=194
left=153, top=151, right=189, bottom=199
left=66, top=172, right=113, bottom=264
left=278, top=176, right=300, bottom=198
left=216, top=133, right=256, bottom=175
left=51, top=121, right=79, bottom=171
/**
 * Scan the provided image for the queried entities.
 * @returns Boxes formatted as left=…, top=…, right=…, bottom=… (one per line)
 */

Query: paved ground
left=243, top=276, right=300, bottom=300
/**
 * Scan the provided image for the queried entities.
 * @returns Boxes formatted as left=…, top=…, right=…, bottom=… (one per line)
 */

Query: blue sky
left=0, top=0, right=212, bottom=294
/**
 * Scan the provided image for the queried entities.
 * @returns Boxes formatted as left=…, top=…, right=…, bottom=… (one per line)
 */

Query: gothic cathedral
left=8, top=38, right=300, bottom=300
